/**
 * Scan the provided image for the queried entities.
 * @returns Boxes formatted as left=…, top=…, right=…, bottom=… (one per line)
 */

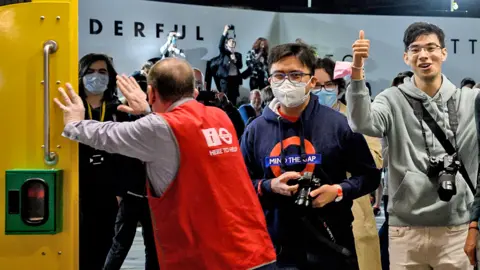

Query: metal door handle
left=43, top=40, right=58, bottom=166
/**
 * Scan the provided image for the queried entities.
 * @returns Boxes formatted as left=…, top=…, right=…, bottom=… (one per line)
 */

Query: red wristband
left=257, top=180, right=264, bottom=196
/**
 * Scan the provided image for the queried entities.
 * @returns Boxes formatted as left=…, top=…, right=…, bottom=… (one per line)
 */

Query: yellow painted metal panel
left=0, top=1, right=78, bottom=270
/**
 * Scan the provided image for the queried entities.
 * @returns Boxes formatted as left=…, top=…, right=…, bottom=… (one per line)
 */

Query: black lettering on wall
left=156, top=24, right=164, bottom=38
left=90, top=19, right=102, bottom=35
left=114, top=21, right=123, bottom=36
left=134, top=22, right=145, bottom=37
left=451, top=39, right=459, bottom=54
left=469, top=39, right=477, bottom=54
left=196, top=26, right=204, bottom=41
left=173, top=25, right=186, bottom=39
left=325, top=54, right=334, bottom=58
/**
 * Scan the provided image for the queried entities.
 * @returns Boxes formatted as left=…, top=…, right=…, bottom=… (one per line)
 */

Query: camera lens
left=437, top=173, right=457, bottom=202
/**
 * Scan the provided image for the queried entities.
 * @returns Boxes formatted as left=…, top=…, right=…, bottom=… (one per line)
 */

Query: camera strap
left=400, top=90, right=475, bottom=194
left=300, top=216, right=353, bottom=259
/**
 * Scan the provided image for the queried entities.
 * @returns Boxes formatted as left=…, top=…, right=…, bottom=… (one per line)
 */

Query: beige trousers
left=352, top=195, right=382, bottom=270
left=389, top=224, right=473, bottom=270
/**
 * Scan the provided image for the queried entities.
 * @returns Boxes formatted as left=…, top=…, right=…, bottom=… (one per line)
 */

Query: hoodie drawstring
left=278, top=116, right=287, bottom=173
left=278, top=116, right=308, bottom=173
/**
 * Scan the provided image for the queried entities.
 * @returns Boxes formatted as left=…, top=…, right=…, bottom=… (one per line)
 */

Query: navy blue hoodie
left=240, top=94, right=380, bottom=257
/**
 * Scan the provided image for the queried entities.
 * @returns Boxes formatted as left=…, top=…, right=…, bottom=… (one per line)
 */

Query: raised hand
left=53, top=83, right=85, bottom=125
left=352, top=30, right=370, bottom=68
left=116, top=75, right=150, bottom=115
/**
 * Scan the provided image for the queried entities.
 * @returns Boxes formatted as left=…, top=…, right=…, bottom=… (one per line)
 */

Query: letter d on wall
left=90, top=19, right=103, bottom=35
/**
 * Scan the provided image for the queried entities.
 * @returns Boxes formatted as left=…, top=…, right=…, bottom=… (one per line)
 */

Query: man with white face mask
left=241, top=43, right=381, bottom=269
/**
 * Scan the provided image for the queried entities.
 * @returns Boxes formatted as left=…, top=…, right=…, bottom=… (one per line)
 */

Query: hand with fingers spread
left=53, top=83, right=86, bottom=125
left=352, top=30, right=370, bottom=68
left=271, top=171, right=301, bottom=196
left=116, top=74, right=150, bottom=115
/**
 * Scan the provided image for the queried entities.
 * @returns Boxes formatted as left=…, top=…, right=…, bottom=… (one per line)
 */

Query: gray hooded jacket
left=346, top=76, right=479, bottom=226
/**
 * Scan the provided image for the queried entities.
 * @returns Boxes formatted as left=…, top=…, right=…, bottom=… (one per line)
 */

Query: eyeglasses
left=313, top=82, right=337, bottom=92
left=407, top=44, right=442, bottom=55
left=270, top=71, right=311, bottom=85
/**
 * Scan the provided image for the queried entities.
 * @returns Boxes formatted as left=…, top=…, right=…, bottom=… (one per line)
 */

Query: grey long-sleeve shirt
left=62, top=99, right=194, bottom=197
left=346, top=77, right=479, bottom=226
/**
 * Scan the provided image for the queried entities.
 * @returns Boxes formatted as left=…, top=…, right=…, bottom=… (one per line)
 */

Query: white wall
left=79, top=1, right=277, bottom=98
left=279, top=13, right=480, bottom=95
left=79, top=0, right=480, bottom=97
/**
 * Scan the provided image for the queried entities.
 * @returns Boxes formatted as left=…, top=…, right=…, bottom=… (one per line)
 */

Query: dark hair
left=252, top=37, right=269, bottom=55
left=268, top=43, right=316, bottom=75
left=403, top=22, right=445, bottom=51
left=147, top=60, right=195, bottom=102
left=315, top=58, right=346, bottom=93
left=391, top=71, right=414, bottom=87
left=78, top=53, right=118, bottom=102
left=461, top=77, right=476, bottom=88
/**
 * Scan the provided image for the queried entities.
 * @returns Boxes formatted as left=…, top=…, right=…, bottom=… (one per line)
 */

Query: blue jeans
left=378, top=195, right=389, bottom=270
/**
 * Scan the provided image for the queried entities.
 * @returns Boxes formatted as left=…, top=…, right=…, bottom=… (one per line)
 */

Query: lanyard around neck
left=87, top=101, right=106, bottom=122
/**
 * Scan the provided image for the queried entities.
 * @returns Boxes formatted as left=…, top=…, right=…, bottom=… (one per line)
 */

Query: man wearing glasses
left=347, top=22, right=480, bottom=269
left=241, top=43, right=381, bottom=269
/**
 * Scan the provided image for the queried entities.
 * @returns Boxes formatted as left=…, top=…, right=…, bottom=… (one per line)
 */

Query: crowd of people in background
left=71, top=20, right=480, bottom=270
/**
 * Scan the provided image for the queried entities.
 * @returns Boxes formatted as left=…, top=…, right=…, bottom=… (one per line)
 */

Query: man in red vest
left=54, top=58, right=277, bottom=270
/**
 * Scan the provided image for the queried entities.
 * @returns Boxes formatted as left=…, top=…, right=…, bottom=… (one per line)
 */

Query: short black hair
left=315, top=57, right=346, bottom=93
left=147, top=58, right=195, bottom=102
left=461, top=77, right=476, bottom=88
left=78, top=53, right=118, bottom=102
left=268, top=43, right=316, bottom=75
left=403, top=22, right=445, bottom=51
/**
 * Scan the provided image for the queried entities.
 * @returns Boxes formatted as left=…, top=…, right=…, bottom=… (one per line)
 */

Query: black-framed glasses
left=407, top=44, right=442, bottom=55
left=270, top=71, right=311, bottom=84
left=313, top=81, right=337, bottom=92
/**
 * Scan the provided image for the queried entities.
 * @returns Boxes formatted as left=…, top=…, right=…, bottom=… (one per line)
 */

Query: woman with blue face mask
left=313, top=57, right=384, bottom=270
left=78, top=54, right=159, bottom=270
left=312, top=58, right=346, bottom=111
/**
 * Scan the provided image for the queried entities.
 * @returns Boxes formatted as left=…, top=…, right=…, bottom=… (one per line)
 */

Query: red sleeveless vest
left=147, top=100, right=276, bottom=270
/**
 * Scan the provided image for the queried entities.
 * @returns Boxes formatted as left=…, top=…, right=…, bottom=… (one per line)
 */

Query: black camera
left=427, top=154, right=460, bottom=202
left=290, top=172, right=322, bottom=208
left=228, top=24, right=235, bottom=30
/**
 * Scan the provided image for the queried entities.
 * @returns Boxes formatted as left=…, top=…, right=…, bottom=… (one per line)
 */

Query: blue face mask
left=83, top=73, right=109, bottom=95
left=312, top=89, right=338, bottom=108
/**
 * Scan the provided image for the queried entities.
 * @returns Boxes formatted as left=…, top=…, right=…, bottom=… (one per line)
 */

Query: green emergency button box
left=5, top=169, right=63, bottom=235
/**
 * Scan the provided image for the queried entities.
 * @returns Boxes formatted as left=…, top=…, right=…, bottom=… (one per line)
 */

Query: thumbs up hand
left=352, top=30, right=370, bottom=68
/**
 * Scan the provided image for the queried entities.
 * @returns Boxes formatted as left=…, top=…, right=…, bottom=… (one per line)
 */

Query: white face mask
left=83, top=73, right=109, bottom=95
left=272, top=79, right=311, bottom=108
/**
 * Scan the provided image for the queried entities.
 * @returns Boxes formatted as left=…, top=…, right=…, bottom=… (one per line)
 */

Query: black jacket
left=215, top=34, right=243, bottom=84
left=79, top=99, right=146, bottom=199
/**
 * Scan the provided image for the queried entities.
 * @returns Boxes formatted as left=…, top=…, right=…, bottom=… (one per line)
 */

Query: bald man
left=55, top=58, right=276, bottom=270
